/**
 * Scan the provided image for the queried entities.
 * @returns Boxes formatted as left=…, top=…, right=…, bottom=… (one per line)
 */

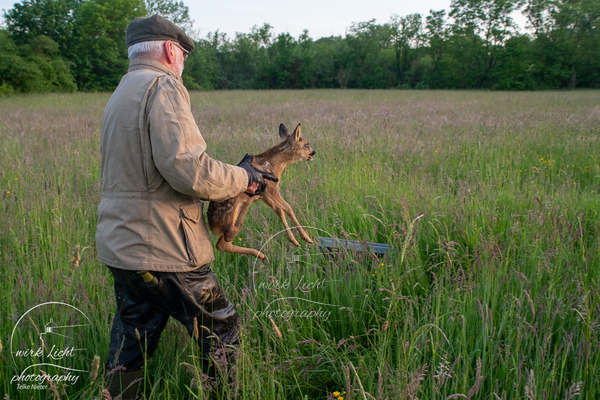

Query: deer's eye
left=304, top=144, right=309, bottom=148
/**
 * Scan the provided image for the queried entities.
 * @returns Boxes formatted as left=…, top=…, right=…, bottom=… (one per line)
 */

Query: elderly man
left=97, top=15, right=274, bottom=399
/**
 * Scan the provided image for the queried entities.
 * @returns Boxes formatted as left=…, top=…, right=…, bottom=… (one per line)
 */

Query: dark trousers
left=106, top=265, right=240, bottom=372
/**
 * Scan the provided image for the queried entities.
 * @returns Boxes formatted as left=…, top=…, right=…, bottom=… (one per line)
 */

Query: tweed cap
left=126, top=15, right=194, bottom=53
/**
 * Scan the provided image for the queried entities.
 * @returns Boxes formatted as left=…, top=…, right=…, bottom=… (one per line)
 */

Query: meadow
left=0, top=89, right=599, bottom=399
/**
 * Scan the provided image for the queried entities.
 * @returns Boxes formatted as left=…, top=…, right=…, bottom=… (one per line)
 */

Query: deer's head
left=279, top=123, right=316, bottom=162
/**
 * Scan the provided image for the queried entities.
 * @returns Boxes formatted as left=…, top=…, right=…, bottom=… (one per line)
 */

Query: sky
left=0, top=0, right=454, bottom=40
left=187, top=0, right=453, bottom=40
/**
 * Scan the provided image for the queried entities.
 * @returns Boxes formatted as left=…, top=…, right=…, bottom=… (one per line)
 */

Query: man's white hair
left=128, top=40, right=166, bottom=60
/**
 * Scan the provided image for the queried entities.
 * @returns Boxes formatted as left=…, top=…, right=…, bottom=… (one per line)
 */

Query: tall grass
left=0, top=90, right=598, bottom=399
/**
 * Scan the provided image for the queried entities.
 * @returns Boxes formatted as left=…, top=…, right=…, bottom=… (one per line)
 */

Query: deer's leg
left=216, top=235, right=265, bottom=259
left=269, top=192, right=312, bottom=243
left=281, top=203, right=313, bottom=243
left=260, top=194, right=299, bottom=246
left=221, top=195, right=260, bottom=242
left=217, top=196, right=264, bottom=259
left=233, top=195, right=261, bottom=231
left=261, top=192, right=312, bottom=245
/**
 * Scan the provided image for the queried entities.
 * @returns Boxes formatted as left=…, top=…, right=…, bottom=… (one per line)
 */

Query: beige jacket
left=96, top=58, right=248, bottom=272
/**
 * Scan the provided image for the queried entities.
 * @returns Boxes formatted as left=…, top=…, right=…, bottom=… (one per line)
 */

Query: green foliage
left=69, top=0, right=146, bottom=91
left=0, top=30, right=76, bottom=93
left=3, top=0, right=79, bottom=54
left=1, top=0, right=600, bottom=92
left=493, top=36, right=535, bottom=90
left=181, top=36, right=222, bottom=90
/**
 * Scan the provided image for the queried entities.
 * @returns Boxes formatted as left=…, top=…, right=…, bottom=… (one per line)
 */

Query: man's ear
left=164, top=41, right=176, bottom=64
left=293, top=123, right=301, bottom=141
left=279, top=123, right=289, bottom=140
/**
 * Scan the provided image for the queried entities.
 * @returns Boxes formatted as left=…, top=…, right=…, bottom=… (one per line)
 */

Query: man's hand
left=245, top=182, right=259, bottom=194
left=237, top=154, right=278, bottom=195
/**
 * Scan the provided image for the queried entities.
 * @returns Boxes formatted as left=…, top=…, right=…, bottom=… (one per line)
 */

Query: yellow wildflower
left=333, top=392, right=341, bottom=397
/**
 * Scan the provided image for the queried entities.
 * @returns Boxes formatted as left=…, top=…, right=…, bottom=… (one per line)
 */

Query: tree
left=145, top=0, right=193, bottom=32
left=3, top=0, right=80, bottom=56
left=549, top=0, right=600, bottom=87
left=425, top=10, right=449, bottom=72
left=70, top=0, right=146, bottom=91
left=450, top=0, right=520, bottom=86
left=390, top=13, right=423, bottom=86
left=0, top=30, right=76, bottom=93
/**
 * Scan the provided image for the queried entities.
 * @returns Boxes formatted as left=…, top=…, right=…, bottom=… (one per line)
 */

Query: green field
left=1, top=90, right=599, bottom=399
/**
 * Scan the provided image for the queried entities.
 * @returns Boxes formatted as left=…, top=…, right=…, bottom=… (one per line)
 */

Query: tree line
left=1, top=0, right=598, bottom=94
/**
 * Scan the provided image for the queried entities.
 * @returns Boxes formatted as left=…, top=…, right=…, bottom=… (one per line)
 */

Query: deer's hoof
left=256, top=251, right=265, bottom=259
left=291, top=240, right=300, bottom=246
left=303, top=236, right=313, bottom=244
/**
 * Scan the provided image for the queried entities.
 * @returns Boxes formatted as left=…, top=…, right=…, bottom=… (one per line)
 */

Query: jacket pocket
left=179, top=202, right=206, bottom=266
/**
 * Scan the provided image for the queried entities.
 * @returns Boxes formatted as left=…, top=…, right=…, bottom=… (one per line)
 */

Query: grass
left=0, top=89, right=599, bottom=399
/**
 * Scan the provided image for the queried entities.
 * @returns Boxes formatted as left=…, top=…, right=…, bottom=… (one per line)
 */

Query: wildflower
left=15, top=178, right=18, bottom=180
left=6, top=191, right=9, bottom=194
left=238, top=238, right=241, bottom=241
left=380, top=263, right=384, bottom=266
left=333, top=392, right=341, bottom=397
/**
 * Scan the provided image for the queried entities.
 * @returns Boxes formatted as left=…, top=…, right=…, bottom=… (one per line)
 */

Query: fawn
left=207, top=123, right=316, bottom=259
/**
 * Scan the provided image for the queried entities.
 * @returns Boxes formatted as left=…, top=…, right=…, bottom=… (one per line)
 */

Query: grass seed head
left=269, top=317, right=282, bottom=338
left=193, top=317, right=199, bottom=340
left=90, top=355, right=100, bottom=384
left=70, top=244, right=81, bottom=272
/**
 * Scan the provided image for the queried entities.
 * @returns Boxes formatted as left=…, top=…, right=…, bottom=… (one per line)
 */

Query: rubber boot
left=105, top=367, right=143, bottom=400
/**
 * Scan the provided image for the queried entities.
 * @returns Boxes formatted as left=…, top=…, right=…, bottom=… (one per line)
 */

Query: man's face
left=173, top=45, right=185, bottom=76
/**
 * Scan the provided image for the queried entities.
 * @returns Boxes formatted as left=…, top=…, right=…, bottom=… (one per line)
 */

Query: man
left=96, top=15, right=275, bottom=399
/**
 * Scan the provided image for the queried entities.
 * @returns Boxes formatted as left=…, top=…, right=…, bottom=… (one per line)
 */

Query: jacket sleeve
left=146, top=75, right=248, bottom=202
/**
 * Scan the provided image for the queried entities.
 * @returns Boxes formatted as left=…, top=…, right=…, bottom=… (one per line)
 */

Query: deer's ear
left=293, top=123, right=301, bottom=141
left=279, top=124, right=289, bottom=140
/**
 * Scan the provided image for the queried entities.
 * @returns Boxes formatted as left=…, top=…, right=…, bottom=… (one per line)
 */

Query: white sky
left=188, top=0, right=452, bottom=40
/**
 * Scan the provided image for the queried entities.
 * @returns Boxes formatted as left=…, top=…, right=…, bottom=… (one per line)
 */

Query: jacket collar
left=128, top=57, right=183, bottom=83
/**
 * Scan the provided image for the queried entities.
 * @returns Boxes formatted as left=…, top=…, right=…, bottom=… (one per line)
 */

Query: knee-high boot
left=105, top=367, right=143, bottom=400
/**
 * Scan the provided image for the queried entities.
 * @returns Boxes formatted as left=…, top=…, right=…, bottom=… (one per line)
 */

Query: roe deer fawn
left=207, top=123, right=315, bottom=259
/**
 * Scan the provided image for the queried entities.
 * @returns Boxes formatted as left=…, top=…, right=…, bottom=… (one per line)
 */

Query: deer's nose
left=309, top=150, right=316, bottom=156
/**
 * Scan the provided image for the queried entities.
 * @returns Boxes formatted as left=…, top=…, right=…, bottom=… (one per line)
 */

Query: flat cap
left=126, top=15, right=194, bottom=53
